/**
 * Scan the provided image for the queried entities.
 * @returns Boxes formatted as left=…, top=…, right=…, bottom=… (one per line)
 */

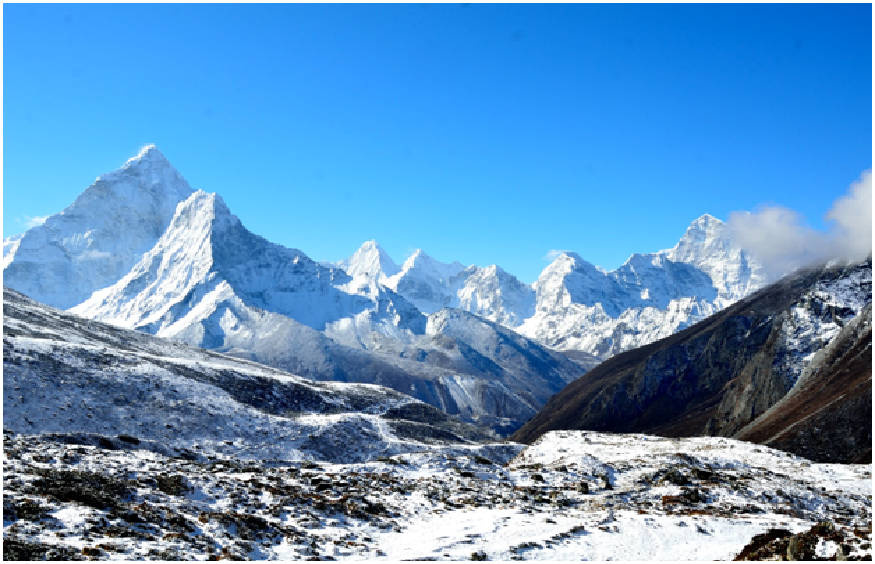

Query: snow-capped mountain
left=336, top=244, right=537, bottom=327
left=328, top=240, right=401, bottom=284
left=516, top=216, right=766, bottom=358
left=45, top=154, right=582, bottom=435
left=512, top=257, right=872, bottom=465
left=334, top=215, right=765, bottom=360
left=382, top=249, right=467, bottom=312
left=664, top=213, right=767, bottom=306
left=71, top=190, right=423, bottom=339
left=3, top=145, right=767, bottom=435
left=2, top=145, right=194, bottom=309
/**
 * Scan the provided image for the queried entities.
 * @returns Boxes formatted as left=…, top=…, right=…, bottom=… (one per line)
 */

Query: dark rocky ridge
left=736, top=303, right=872, bottom=463
left=511, top=259, right=872, bottom=463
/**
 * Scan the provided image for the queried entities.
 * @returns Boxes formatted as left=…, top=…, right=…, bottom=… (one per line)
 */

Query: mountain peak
left=123, top=144, right=169, bottom=168
left=334, top=240, right=400, bottom=280
left=401, top=249, right=465, bottom=280
left=2, top=145, right=196, bottom=310
left=686, top=213, right=723, bottom=233
left=546, top=251, right=585, bottom=268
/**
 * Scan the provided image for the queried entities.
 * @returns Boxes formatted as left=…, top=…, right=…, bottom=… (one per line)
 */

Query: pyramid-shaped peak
left=178, top=190, right=232, bottom=219
left=689, top=213, right=723, bottom=229
left=677, top=214, right=726, bottom=244
left=123, top=144, right=169, bottom=168
left=356, top=240, right=391, bottom=257
left=401, top=249, right=465, bottom=279
left=336, top=240, right=400, bottom=279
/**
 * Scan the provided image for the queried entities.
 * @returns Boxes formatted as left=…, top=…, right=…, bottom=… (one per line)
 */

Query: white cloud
left=825, top=170, right=872, bottom=262
left=543, top=249, right=570, bottom=261
left=23, top=215, right=49, bottom=228
left=727, top=170, right=872, bottom=278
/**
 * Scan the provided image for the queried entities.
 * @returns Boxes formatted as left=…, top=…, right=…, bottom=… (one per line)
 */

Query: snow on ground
left=4, top=430, right=870, bottom=561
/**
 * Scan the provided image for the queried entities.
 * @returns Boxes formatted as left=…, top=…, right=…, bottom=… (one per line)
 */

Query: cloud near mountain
left=728, top=170, right=872, bottom=278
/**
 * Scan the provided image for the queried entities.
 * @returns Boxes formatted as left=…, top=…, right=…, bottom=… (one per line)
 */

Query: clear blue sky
left=4, top=3, right=871, bottom=283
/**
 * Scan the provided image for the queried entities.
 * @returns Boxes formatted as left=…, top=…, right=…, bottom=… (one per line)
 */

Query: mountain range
left=3, top=145, right=871, bottom=560
left=3, top=145, right=767, bottom=434
left=512, top=257, right=872, bottom=463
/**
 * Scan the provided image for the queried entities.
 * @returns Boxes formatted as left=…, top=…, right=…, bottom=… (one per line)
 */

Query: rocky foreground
left=4, top=430, right=871, bottom=561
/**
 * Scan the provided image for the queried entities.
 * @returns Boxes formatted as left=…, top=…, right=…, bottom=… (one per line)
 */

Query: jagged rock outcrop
left=736, top=303, right=872, bottom=463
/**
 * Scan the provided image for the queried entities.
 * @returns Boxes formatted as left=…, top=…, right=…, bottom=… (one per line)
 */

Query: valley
left=3, top=146, right=871, bottom=560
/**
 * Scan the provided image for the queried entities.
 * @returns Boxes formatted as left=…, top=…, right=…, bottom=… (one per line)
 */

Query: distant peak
left=692, top=213, right=722, bottom=226
left=678, top=214, right=725, bottom=242
left=550, top=251, right=583, bottom=264
left=139, top=143, right=159, bottom=156
left=121, top=144, right=171, bottom=170
left=181, top=190, right=230, bottom=216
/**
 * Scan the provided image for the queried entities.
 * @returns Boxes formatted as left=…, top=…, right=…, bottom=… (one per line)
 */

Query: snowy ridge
left=332, top=215, right=765, bottom=359
left=517, top=216, right=765, bottom=357
left=383, top=249, right=468, bottom=313
left=3, top=145, right=194, bottom=309
left=72, top=190, right=425, bottom=341
left=327, top=240, right=401, bottom=284
left=4, top=287, right=511, bottom=463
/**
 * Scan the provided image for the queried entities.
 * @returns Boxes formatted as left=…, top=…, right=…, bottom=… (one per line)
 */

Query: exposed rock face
left=736, top=303, right=872, bottom=463
left=511, top=258, right=872, bottom=463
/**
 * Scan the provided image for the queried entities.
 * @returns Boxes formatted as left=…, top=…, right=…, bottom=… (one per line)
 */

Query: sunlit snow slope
left=3, top=146, right=194, bottom=309
left=4, top=287, right=519, bottom=464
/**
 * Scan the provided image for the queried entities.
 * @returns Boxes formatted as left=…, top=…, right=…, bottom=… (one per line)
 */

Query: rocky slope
left=511, top=258, right=872, bottom=464
left=4, top=287, right=519, bottom=463
left=735, top=302, right=872, bottom=463
left=3, top=430, right=869, bottom=560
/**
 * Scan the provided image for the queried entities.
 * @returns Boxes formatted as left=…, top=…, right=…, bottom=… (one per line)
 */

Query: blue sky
left=4, top=3, right=871, bottom=283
